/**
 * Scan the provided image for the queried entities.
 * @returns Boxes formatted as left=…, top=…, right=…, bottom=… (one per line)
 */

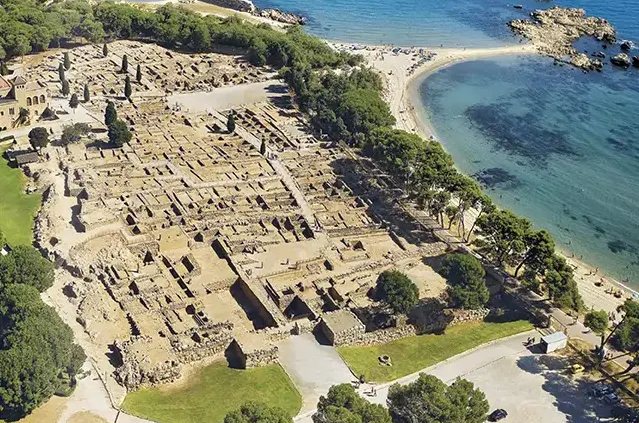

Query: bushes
left=376, top=270, right=419, bottom=315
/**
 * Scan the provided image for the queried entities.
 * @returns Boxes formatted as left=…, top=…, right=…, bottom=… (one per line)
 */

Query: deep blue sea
left=248, top=0, right=639, bottom=286
left=134, top=0, right=639, bottom=286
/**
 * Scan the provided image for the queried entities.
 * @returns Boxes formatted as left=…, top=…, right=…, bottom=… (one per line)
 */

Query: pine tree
left=69, top=94, right=79, bottom=111
left=58, top=63, right=65, bottom=82
left=121, top=54, right=128, bottom=73
left=260, top=139, right=267, bottom=155
left=104, top=102, right=117, bottom=126
left=63, top=52, right=71, bottom=70
left=102, top=43, right=108, bottom=57
left=124, top=75, right=132, bottom=99
left=83, top=83, right=90, bottom=102
left=227, top=113, right=235, bottom=133
left=136, top=64, right=142, bottom=83
left=61, top=79, right=70, bottom=96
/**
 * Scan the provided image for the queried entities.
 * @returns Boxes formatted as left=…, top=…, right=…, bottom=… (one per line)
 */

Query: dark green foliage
left=387, top=374, right=489, bottom=423
left=227, top=113, right=236, bottom=134
left=69, top=93, right=79, bottom=109
left=103, top=43, right=108, bottom=57
left=136, top=63, right=142, bottom=83
left=612, top=300, right=639, bottom=352
left=224, top=401, right=292, bottom=423
left=83, top=83, right=90, bottom=102
left=104, top=101, right=117, bottom=126
left=313, top=384, right=391, bottom=423
left=473, top=209, right=531, bottom=268
left=376, top=270, right=419, bottom=315
left=260, top=139, right=266, bottom=155
left=28, top=127, right=49, bottom=151
left=124, top=75, right=132, bottom=98
left=58, top=63, right=65, bottom=82
left=63, top=52, right=71, bottom=70
left=17, top=108, right=29, bottom=125
left=440, top=253, right=489, bottom=309
left=121, top=54, right=128, bottom=73
left=0, top=245, right=55, bottom=292
left=61, top=122, right=90, bottom=145
left=61, top=78, right=70, bottom=96
left=108, top=119, right=132, bottom=147
left=0, top=284, right=85, bottom=419
left=584, top=310, right=608, bottom=336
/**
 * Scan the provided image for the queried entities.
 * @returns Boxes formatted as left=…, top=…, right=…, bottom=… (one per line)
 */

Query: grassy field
left=121, top=362, right=302, bottom=423
left=338, top=320, right=534, bottom=382
left=0, top=147, right=41, bottom=245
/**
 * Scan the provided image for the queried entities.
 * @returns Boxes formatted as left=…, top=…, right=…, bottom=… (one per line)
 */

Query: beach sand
left=338, top=41, right=638, bottom=313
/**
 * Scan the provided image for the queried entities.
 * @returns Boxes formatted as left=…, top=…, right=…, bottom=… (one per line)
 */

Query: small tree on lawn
left=58, top=63, right=65, bottom=82
left=83, top=83, right=90, bottom=102
left=124, top=75, right=132, bottom=99
left=69, top=93, right=79, bottom=111
left=440, top=253, right=489, bottom=309
left=584, top=309, right=610, bottom=362
left=227, top=112, right=236, bottom=133
left=61, top=79, right=70, bottom=96
left=102, top=43, right=108, bottom=57
left=63, top=52, right=71, bottom=70
left=107, top=119, right=131, bottom=147
left=104, top=101, right=117, bottom=126
left=376, top=270, right=419, bottom=315
left=121, top=54, right=128, bottom=73
left=28, top=127, right=49, bottom=151
left=136, top=64, right=142, bottom=83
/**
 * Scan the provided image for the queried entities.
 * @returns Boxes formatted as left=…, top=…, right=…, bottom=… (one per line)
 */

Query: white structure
left=540, top=332, right=568, bottom=353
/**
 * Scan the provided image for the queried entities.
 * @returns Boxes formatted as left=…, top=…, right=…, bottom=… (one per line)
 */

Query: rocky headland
left=254, top=8, right=306, bottom=25
left=509, top=6, right=616, bottom=71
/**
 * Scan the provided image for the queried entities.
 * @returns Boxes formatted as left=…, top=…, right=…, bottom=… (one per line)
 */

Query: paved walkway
left=279, top=334, right=355, bottom=413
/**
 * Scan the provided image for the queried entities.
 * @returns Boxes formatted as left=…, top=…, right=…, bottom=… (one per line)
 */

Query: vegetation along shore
left=1, top=0, right=638, bottom=422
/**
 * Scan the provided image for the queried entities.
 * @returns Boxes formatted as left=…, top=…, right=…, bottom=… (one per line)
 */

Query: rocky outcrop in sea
left=509, top=6, right=616, bottom=72
left=254, top=8, right=306, bottom=25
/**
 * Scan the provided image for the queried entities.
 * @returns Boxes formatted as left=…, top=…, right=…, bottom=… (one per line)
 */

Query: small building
left=318, top=309, right=365, bottom=346
left=0, top=75, right=51, bottom=129
left=540, top=332, right=568, bottom=354
left=13, top=151, right=39, bottom=166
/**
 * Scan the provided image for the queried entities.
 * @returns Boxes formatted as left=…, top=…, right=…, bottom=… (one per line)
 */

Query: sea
left=135, top=0, right=639, bottom=288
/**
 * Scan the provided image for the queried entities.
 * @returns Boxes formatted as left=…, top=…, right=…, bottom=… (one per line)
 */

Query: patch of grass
left=121, top=362, right=302, bottom=423
left=338, top=320, right=534, bottom=382
left=0, top=148, right=41, bottom=245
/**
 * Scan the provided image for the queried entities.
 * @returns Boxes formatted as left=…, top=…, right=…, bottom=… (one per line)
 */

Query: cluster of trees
left=0, top=232, right=85, bottom=419
left=585, top=299, right=639, bottom=368
left=440, top=253, right=489, bottom=310
left=283, top=50, right=582, bottom=310
left=104, top=101, right=131, bottom=147
left=222, top=375, right=489, bottom=423
left=1, top=1, right=354, bottom=75
left=376, top=270, right=419, bottom=315
left=28, top=127, right=49, bottom=151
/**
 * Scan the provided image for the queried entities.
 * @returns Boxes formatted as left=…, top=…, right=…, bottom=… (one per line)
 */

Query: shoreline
left=338, top=41, right=638, bottom=312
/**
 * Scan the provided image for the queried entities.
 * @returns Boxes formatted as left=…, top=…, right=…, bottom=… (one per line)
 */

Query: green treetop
left=375, top=270, right=419, bottom=315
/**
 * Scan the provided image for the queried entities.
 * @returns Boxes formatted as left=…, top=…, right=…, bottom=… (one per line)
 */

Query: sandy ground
left=350, top=42, right=636, bottom=313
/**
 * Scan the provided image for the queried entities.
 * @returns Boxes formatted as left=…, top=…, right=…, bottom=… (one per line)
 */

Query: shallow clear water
left=129, top=0, right=639, bottom=286
left=413, top=56, right=639, bottom=284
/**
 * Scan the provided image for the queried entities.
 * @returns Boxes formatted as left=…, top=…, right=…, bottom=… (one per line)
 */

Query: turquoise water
left=251, top=0, right=639, bottom=285
left=130, top=0, right=639, bottom=285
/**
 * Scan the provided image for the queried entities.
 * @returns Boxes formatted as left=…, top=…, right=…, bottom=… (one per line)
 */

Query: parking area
left=360, top=333, right=619, bottom=423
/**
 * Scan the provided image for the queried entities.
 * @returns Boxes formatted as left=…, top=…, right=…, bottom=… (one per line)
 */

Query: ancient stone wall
left=244, top=344, right=278, bottom=368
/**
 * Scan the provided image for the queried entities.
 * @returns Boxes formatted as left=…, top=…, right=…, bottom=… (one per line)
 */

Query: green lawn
left=338, top=320, right=534, bottom=382
left=0, top=147, right=41, bottom=245
left=121, top=362, right=302, bottom=423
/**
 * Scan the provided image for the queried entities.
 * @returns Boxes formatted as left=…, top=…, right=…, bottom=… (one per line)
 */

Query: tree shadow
left=516, top=354, right=614, bottom=422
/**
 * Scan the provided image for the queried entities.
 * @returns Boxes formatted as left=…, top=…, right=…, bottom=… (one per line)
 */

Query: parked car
left=589, top=383, right=614, bottom=398
left=604, top=393, right=622, bottom=405
left=488, top=409, right=508, bottom=421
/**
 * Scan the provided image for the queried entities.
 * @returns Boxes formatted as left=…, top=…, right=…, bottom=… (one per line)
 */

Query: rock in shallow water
left=611, top=52, right=631, bottom=67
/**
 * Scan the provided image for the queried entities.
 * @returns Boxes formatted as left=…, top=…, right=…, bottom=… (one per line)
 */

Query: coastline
left=336, top=41, right=638, bottom=313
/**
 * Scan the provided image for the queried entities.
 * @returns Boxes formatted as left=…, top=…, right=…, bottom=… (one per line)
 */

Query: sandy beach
left=335, top=41, right=639, bottom=314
